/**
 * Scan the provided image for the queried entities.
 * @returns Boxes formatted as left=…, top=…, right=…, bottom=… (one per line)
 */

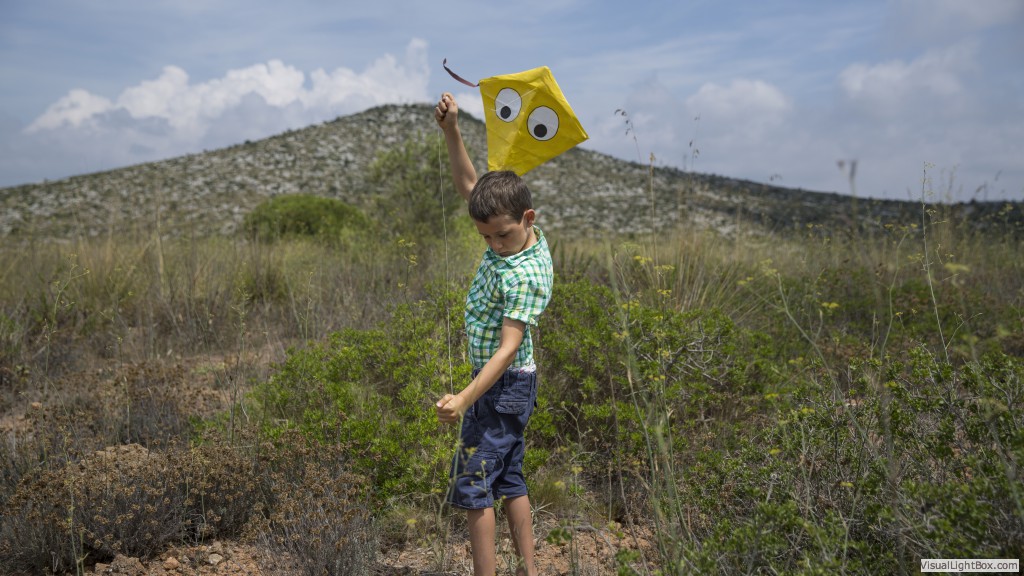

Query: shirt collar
left=484, top=226, right=545, bottom=267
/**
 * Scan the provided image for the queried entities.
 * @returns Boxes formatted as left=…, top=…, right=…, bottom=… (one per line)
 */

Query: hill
left=1, top=104, right=1020, bottom=240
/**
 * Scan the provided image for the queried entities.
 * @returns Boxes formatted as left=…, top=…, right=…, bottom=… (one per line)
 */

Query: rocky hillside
left=2, top=104, right=1020, bottom=240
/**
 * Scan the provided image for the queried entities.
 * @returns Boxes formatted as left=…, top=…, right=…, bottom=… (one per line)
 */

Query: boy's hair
left=468, top=170, right=533, bottom=222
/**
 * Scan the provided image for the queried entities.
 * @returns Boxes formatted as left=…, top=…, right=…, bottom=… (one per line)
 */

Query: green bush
left=243, top=193, right=369, bottom=242
left=536, top=278, right=778, bottom=466
left=251, top=286, right=469, bottom=503
left=661, top=349, right=1024, bottom=572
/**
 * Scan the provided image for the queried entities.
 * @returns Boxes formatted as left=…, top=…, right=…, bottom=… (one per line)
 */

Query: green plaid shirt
left=465, top=227, right=553, bottom=369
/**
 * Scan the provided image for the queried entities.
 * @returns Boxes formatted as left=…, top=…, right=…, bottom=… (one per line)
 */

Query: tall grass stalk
left=607, top=242, right=689, bottom=574
left=920, top=165, right=950, bottom=363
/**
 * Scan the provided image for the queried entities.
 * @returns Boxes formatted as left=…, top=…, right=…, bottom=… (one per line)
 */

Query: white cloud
left=686, top=79, right=791, bottom=133
left=27, top=89, right=114, bottom=132
left=584, top=75, right=799, bottom=184
left=110, top=60, right=310, bottom=138
left=839, top=42, right=976, bottom=114
left=19, top=38, right=432, bottom=171
left=678, top=80, right=822, bottom=187
left=1, top=39, right=433, bottom=187
left=304, top=38, right=431, bottom=112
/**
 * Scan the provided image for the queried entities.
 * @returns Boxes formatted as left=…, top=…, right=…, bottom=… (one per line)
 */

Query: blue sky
left=1, top=0, right=1022, bottom=201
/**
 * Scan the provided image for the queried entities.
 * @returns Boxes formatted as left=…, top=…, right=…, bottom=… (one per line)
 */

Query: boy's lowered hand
left=436, top=392, right=468, bottom=424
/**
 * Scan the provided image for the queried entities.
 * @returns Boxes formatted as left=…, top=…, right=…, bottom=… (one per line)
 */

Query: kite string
left=437, top=124, right=455, bottom=395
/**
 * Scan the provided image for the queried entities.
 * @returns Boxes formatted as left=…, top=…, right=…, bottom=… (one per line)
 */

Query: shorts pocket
left=495, top=372, right=533, bottom=414
left=457, top=449, right=497, bottom=503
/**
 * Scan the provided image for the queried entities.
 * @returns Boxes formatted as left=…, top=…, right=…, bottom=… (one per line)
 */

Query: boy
left=434, top=92, right=552, bottom=576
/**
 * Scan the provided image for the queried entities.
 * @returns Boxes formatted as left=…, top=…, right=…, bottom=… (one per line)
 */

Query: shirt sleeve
left=503, top=277, right=549, bottom=326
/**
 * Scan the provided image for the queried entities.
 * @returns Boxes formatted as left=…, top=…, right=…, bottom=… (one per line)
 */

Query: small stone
left=163, top=557, right=180, bottom=570
left=208, top=553, right=224, bottom=566
left=94, top=563, right=109, bottom=573
left=109, top=554, right=145, bottom=576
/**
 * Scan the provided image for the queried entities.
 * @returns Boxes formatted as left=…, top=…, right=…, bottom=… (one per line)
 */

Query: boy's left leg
left=504, top=495, right=537, bottom=576
left=468, top=507, right=497, bottom=576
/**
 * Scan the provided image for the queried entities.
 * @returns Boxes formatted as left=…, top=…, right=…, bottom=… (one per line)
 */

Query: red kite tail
left=442, top=58, right=478, bottom=88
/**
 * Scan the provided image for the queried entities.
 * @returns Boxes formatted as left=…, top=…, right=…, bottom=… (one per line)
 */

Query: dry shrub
left=75, top=445, right=190, bottom=558
left=0, top=444, right=188, bottom=572
left=0, top=413, right=377, bottom=575
left=0, top=437, right=266, bottom=574
left=0, top=362, right=197, bottom=521
left=185, top=436, right=264, bottom=539
left=261, top=441, right=378, bottom=576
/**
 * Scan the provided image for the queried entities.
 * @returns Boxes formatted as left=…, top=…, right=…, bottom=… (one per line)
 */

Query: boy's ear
left=523, top=209, right=536, bottom=227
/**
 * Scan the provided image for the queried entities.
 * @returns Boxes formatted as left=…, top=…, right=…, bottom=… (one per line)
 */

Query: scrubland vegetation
left=0, top=129, right=1022, bottom=575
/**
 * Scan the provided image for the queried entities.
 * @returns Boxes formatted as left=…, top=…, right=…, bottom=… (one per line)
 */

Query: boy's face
left=473, top=210, right=536, bottom=258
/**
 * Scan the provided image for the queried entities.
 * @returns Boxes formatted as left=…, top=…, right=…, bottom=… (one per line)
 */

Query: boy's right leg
left=504, top=495, right=537, bottom=576
left=467, top=507, right=496, bottom=576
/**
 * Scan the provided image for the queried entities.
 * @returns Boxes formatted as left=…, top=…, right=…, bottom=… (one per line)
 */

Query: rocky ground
left=81, top=526, right=653, bottom=575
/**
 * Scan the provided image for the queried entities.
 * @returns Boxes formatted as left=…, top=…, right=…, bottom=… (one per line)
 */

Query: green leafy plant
left=243, top=193, right=369, bottom=243
left=252, top=286, right=469, bottom=503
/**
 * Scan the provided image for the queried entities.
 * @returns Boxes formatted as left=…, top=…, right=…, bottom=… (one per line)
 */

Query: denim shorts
left=447, top=367, right=538, bottom=509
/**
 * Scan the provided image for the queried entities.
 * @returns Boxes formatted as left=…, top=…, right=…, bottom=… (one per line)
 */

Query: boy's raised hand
left=434, top=92, right=459, bottom=131
left=434, top=91, right=476, bottom=201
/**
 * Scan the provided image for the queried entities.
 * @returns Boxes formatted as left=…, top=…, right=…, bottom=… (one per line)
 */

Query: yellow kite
left=445, top=61, right=589, bottom=175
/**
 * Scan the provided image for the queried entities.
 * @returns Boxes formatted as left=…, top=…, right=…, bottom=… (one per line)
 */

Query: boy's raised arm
left=435, top=93, right=477, bottom=202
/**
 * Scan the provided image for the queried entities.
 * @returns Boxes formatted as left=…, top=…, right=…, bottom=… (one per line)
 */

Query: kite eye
left=494, top=88, right=522, bottom=122
left=527, top=106, right=559, bottom=141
